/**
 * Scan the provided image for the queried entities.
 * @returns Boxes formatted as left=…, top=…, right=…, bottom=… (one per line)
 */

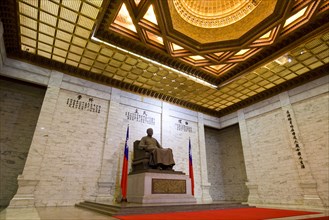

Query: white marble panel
left=120, top=96, right=162, bottom=113
left=127, top=172, right=196, bottom=204
left=0, top=65, right=49, bottom=86
left=63, top=74, right=112, bottom=94
left=288, top=75, right=329, bottom=98
left=4, top=59, right=51, bottom=78
left=168, top=104, right=198, bottom=117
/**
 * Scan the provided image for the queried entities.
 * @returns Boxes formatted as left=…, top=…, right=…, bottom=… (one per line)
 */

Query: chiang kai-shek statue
left=138, top=128, right=175, bottom=170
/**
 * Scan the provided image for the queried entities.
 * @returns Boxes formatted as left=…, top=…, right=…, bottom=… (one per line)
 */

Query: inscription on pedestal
left=152, top=179, right=186, bottom=194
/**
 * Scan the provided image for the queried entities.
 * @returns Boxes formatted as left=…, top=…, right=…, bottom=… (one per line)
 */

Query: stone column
left=9, top=71, right=63, bottom=207
left=95, top=88, right=123, bottom=203
left=0, top=20, right=6, bottom=68
left=197, top=113, right=213, bottom=203
left=237, top=109, right=261, bottom=205
left=279, top=92, right=323, bottom=208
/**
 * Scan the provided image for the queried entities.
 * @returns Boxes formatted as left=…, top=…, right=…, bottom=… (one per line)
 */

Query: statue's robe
left=138, top=136, right=175, bottom=166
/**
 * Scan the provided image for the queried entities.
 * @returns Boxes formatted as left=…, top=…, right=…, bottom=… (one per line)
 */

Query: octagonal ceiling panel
left=168, top=0, right=276, bottom=43
left=96, top=0, right=326, bottom=84
left=172, top=0, right=261, bottom=29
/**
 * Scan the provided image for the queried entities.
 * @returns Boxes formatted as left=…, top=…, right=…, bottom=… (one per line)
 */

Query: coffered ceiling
left=0, top=0, right=328, bottom=117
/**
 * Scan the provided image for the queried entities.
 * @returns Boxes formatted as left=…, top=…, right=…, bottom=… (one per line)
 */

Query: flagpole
left=189, top=137, right=195, bottom=196
left=120, top=125, right=129, bottom=202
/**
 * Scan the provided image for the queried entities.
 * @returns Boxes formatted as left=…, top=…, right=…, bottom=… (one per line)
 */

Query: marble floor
left=0, top=206, right=327, bottom=220
left=0, top=207, right=119, bottom=220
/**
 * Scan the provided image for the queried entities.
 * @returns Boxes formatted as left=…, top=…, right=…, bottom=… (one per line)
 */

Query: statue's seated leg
left=163, top=165, right=173, bottom=170
left=155, top=164, right=163, bottom=170
left=157, top=164, right=171, bottom=170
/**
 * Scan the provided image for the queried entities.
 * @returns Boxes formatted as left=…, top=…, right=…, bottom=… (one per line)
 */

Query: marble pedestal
left=127, top=171, right=196, bottom=204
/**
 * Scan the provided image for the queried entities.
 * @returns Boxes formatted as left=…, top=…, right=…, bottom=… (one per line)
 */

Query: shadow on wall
left=0, top=76, right=46, bottom=208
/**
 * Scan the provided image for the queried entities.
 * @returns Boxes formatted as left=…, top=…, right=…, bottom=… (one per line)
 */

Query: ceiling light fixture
left=299, top=49, right=306, bottom=55
left=91, top=35, right=218, bottom=89
left=114, top=3, right=137, bottom=33
left=284, top=6, right=308, bottom=27
left=274, top=54, right=291, bottom=65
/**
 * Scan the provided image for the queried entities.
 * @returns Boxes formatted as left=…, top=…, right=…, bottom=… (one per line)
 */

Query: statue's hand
left=145, top=146, right=155, bottom=151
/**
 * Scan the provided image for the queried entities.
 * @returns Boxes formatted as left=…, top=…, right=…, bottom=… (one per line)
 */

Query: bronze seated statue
left=131, top=140, right=176, bottom=172
left=131, top=128, right=175, bottom=173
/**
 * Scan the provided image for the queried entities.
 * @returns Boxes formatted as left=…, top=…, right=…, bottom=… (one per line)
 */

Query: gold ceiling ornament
left=173, top=0, right=262, bottom=28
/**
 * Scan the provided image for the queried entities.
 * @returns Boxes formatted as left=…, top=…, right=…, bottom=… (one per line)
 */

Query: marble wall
left=237, top=76, right=329, bottom=209
left=201, top=74, right=328, bottom=209
left=0, top=77, right=45, bottom=207
left=34, top=89, right=109, bottom=206
left=245, top=108, right=304, bottom=205
left=0, top=58, right=213, bottom=206
left=292, top=92, right=328, bottom=207
left=205, top=125, right=248, bottom=202
left=1, top=58, right=328, bottom=209
left=0, top=19, right=327, bottom=208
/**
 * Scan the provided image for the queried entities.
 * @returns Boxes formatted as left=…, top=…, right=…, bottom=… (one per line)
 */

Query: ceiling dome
left=173, top=0, right=262, bottom=28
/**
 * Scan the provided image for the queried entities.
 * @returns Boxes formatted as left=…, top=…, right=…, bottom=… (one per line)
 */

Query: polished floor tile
left=0, top=206, right=119, bottom=220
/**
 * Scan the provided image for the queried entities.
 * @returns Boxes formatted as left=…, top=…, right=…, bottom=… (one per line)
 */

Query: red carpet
left=116, top=207, right=320, bottom=220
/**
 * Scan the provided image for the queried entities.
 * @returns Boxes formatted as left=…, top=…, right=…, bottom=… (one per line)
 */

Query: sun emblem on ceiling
left=173, top=0, right=262, bottom=28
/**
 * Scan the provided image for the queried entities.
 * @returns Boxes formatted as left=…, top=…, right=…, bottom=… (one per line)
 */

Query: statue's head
left=146, top=128, right=153, bottom=136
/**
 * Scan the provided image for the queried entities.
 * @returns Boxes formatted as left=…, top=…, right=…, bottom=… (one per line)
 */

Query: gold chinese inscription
left=152, top=179, right=186, bottom=194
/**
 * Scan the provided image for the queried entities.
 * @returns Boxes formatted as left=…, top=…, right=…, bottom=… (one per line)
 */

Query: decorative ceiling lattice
left=99, top=0, right=327, bottom=80
left=0, top=0, right=328, bottom=117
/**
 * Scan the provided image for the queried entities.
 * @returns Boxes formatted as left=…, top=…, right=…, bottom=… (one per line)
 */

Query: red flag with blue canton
left=189, top=138, right=195, bottom=195
left=120, top=125, right=129, bottom=202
